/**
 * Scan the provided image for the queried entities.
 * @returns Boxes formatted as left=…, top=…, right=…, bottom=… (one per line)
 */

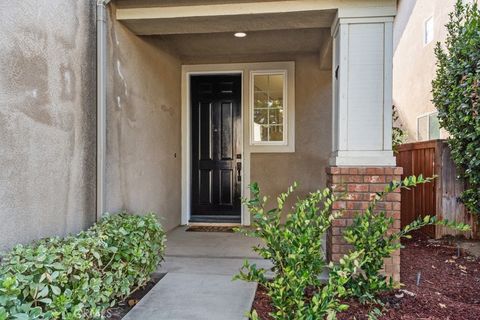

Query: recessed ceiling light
left=234, top=32, right=247, bottom=38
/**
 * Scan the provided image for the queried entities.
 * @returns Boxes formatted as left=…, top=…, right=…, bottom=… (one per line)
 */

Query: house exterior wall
left=180, top=52, right=331, bottom=214
left=106, top=5, right=182, bottom=232
left=0, top=1, right=97, bottom=251
left=251, top=54, right=332, bottom=206
left=393, top=0, right=455, bottom=142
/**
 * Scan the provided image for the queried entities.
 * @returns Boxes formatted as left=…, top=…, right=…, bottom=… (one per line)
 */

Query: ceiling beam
left=117, top=11, right=336, bottom=35
left=117, top=1, right=338, bottom=20
left=116, top=0, right=396, bottom=20
left=115, top=0, right=395, bottom=35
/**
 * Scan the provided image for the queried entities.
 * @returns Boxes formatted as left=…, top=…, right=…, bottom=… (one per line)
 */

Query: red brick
left=331, top=175, right=343, bottom=183
left=386, top=193, right=401, bottom=202
left=327, top=167, right=341, bottom=174
left=349, top=168, right=359, bottom=175
left=326, top=166, right=402, bottom=281
left=366, top=168, right=385, bottom=175
left=331, top=184, right=346, bottom=192
left=339, top=245, right=353, bottom=254
left=357, top=168, right=368, bottom=174
left=393, top=255, right=400, bottom=265
left=332, top=219, right=346, bottom=227
left=345, top=193, right=368, bottom=201
left=364, top=175, right=386, bottom=183
left=380, top=202, right=393, bottom=211
left=347, top=201, right=369, bottom=210
left=384, top=168, right=394, bottom=175
left=332, top=227, right=343, bottom=236
left=384, top=264, right=393, bottom=274
left=393, top=220, right=401, bottom=229
left=394, top=167, right=404, bottom=175
left=341, top=211, right=359, bottom=219
left=331, top=235, right=346, bottom=244
left=332, top=201, right=346, bottom=210
left=370, top=184, right=387, bottom=193
left=340, top=167, right=351, bottom=174
left=345, top=219, right=354, bottom=226
left=332, top=245, right=342, bottom=253
left=345, top=175, right=364, bottom=183
left=347, top=184, right=369, bottom=192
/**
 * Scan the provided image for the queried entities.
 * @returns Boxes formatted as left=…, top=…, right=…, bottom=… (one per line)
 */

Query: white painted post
left=330, top=16, right=396, bottom=167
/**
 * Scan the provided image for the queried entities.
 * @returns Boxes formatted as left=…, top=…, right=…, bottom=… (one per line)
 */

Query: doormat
left=185, top=226, right=236, bottom=233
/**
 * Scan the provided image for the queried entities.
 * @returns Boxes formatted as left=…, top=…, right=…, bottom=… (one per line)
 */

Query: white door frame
left=181, top=65, right=247, bottom=225
left=181, top=61, right=295, bottom=226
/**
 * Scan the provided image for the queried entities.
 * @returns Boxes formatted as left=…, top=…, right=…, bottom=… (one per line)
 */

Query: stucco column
left=330, top=16, right=396, bottom=166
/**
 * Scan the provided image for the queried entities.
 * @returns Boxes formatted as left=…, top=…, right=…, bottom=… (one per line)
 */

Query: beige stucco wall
left=109, top=37, right=331, bottom=219
left=0, top=1, right=97, bottom=251
left=106, top=6, right=182, bottom=232
left=108, top=1, right=333, bottom=222
left=251, top=54, right=331, bottom=206
left=393, top=0, right=455, bottom=142
left=184, top=53, right=332, bottom=208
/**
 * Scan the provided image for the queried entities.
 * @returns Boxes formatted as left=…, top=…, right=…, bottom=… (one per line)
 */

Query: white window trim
left=416, top=111, right=438, bottom=141
left=423, top=16, right=434, bottom=46
left=249, top=63, right=295, bottom=153
left=250, top=70, right=288, bottom=146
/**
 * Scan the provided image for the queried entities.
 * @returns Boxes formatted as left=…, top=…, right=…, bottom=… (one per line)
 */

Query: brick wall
left=326, top=167, right=403, bottom=282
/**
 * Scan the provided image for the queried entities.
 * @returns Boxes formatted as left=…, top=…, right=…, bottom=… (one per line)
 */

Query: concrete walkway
left=123, top=226, right=272, bottom=320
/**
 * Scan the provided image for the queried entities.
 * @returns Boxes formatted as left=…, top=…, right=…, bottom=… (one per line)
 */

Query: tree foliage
left=392, top=105, right=407, bottom=154
left=432, top=0, right=480, bottom=214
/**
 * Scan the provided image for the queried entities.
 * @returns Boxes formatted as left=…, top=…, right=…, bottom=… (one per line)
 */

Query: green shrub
left=341, top=176, right=471, bottom=303
left=0, top=213, right=165, bottom=320
left=235, top=183, right=362, bottom=320
left=236, top=177, right=471, bottom=319
left=432, top=0, right=480, bottom=214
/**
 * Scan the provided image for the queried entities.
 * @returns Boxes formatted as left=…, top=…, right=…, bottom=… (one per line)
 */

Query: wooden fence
left=396, top=140, right=477, bottom=239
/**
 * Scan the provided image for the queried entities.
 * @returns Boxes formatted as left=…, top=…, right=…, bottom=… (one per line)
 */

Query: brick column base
left=326, top=167, right=403, bottom=282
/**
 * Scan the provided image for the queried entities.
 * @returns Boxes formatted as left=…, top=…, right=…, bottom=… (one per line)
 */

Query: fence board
left=396, top=140, right=475, bottom=239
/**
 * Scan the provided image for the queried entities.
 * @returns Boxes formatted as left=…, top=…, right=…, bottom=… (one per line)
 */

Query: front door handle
left=236, top=162, right=242, bottom=182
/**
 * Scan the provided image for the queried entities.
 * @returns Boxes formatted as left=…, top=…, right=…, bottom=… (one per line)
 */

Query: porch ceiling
left=152, top=28, right=331, bottom=63
left=114, top=1, right=337, bottom=35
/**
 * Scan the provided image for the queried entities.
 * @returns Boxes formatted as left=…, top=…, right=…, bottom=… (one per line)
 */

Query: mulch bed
left=105, top=274, right=164, bottom=319
left=253, top=232, right=480, bottom=319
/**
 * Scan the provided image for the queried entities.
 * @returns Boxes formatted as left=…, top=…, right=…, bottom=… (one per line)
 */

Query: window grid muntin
left=251, top=71, right=287, bottom=144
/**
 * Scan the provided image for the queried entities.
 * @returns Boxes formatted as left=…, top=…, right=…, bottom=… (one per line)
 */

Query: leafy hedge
left=432, top=0, right=480, bottom=214
left=236, top=178, right=470, bottom=319
left=0, top=213, right=166, bottom=320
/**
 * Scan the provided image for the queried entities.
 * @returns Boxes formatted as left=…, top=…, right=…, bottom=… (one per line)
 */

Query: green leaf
left=50, top=285, right=61, bottom=295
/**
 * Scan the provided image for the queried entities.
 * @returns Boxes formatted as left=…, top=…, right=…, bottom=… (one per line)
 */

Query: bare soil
left=105, top=274, right=163, bottom=320
left=253, top=232, right=480, bottom=319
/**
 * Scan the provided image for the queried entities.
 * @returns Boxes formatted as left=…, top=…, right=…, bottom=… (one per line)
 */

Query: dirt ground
left=253, top=232, right=480, bottom=319
left=105, top=275, right=162, bottom=320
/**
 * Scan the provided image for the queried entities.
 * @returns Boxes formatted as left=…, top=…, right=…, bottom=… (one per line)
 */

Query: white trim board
left=181, top=62, right=295, bottom=226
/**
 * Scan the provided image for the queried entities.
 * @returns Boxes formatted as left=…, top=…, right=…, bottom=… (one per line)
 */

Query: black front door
left=190, top=75, right=242, bottom=222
